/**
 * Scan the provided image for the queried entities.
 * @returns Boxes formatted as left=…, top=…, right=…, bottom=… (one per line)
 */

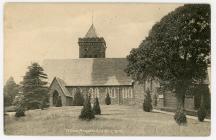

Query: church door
left=53, top=91, right=62, bottom=107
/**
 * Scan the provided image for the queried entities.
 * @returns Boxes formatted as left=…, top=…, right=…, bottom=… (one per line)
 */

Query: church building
left=43, top=24, right=210, bottom=114
left=43, top=24, right=135, bottom=106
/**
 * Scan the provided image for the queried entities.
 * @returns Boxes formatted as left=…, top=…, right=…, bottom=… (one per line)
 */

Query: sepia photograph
left=3, top=2, right=211, bottom=136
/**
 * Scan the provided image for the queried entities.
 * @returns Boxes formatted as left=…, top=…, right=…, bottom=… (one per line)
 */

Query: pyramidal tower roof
left=85, top=24, right=98, bottom=38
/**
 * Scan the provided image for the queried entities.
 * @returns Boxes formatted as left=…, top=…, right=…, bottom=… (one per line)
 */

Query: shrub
left=73, top=89, right=84, bottom=106
left=143, top=90, right=152, bottom=112
left=93, top=97, right=101, bottom=115
left=15, top=95, right=26, bottom=117
left=13, top=94, right=26, bottom=117
left=15, top=105, right=25, bottom=117
left=105, top=93, right=111, bottom=105
left=79, top=95, right=95, bottom=120
left=197, top=106, right=207, bottom=122
left=174, top=110, right=187, bottom=125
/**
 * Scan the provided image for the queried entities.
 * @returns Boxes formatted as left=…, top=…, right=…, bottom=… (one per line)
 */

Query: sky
left=4, top=3, right=183, bottom=84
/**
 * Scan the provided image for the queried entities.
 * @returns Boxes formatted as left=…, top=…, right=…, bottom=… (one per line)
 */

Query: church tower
left=78, top=24, right=106, bottom=58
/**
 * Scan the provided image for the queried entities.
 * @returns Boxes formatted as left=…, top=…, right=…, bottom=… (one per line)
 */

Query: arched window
left=110, top=88, right=116, bottom=98
left=95, top=88, right=100, bottom=98
left=72, top=88, right=76, bottom=94
left=89, top=88, right=94, bottom=98
left=125, top=88, right=128, bottom=98
left=130, top=87, right=133, bottom=98
left=122, top=88, right=125, bottom=98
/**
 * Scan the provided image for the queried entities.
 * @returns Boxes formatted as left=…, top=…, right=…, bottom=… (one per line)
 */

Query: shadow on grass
left=101, top=113, right=125, bottom=115
left=151, top=111, right=160, bottom=114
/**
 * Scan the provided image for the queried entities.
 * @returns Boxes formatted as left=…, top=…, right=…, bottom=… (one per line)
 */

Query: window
left=130, top=88, right=133, bottom=98
left=95, top=88, right=100, bottom=98
left=89, top=88, right=94, bottom=98
left=125, top=88, right=128, bottom=98
left=111, top=88, right=116, bottom=98
left=106, top=88, right=116, bottom=98
left=72, top=88, right=77, bottom=97
left=123, top=88, right=126, bottom=98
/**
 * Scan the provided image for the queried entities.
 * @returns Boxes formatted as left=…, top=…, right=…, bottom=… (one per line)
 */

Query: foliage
left=105, top=93, right=111, bottom=105
left=73, top=89, right=84, bottom=106
left=79, top=95, right=95, bottom=120
left=197, top=106, right=207, bottom=122
left=93, top=97, right=101, bottom=115
left=197, top=86, right=208, bottom=122
left=143, top=89, right=153, bottom=112
left=14, top=94, right=26, bottom=117
left=21, top=63, right=49, bottom=110
left=174, top=110, right=187, bottom=125
left=125, top=4, right=210, bottom=125
left=4, top=77, right=19, bottom=107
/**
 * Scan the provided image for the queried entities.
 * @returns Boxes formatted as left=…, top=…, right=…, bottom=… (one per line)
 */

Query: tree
left=93, top=97, right=101, bottom=115
left=125, top=4, right=210, bottom=125
left=105, top=93, right=111, bottom=105
left=143, top=89, right=153, bottom=112
left=79, top=95, right=95, bottom=120
left=197, top=84, right=209, bottom=121
left=21, top=63, right=49, bottom=110
left=4, top=77, right=19, bottom=107
left=13, top=94, right=26, bottom=117
left=73, top=88, right=84, bottom=106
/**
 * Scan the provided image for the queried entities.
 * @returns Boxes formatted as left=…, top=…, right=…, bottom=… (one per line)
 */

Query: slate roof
left=85, top=24, right=98, bottom=38
left=43, top=58, right=133, bottom=86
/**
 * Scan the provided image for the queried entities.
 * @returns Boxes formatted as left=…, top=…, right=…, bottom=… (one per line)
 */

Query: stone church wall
left=66, top=86, right=133, bottom=105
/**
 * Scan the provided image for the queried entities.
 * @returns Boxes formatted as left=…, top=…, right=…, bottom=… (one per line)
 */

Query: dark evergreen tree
left=73, top=88, right=84, bottom=106
left=197, top=106, right=207, bottom=122
left=20, top=63, right=49, bottom=110
left=197, top=86, right=208, bottom=122
left=105, top=93, right=111, bottom=105
left=4, top=77, right=19, bottom=107
left=125, top=4, right=210, bottom=125
left=143, top=89, right=153, bottom=112
left=93, top=97, right=101, bottom=115
left=79, top=95, right=95, bottom=120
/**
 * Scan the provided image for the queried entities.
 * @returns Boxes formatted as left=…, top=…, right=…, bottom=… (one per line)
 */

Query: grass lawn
left=4, top=105, right=210, bottom=136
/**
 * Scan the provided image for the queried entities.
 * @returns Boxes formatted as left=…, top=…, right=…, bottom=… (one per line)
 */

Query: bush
left=73, top=89, right=84, bottom=106
left=105, top=93, right=111, bottom=105
left=15, top=106, right=25, bottom=117
left=197, top=106, right=207, bottom=122
left=13, top=94, right=26, bottom=117
left=143, top=90, right=152, bottom=112
left=15, top=99, right=26, bottom=117
left=174, top=110, right=187, bottom=125
left=93, top=97, right=101, bottom=115
left=79, top=95, right=95, bottom=120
